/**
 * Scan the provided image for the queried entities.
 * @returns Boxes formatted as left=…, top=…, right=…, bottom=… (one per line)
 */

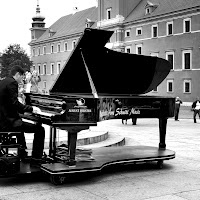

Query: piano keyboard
left=35, top=110, right=55, bottom=117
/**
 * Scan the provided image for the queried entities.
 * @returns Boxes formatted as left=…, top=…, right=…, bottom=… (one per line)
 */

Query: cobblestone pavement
left=1, top=108, right=200, bottom=200
left=178, top=105, right=193, bottom=119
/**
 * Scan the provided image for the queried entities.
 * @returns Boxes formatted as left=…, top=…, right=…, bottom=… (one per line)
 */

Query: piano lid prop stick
left=80, top=51, right=98, bottom=98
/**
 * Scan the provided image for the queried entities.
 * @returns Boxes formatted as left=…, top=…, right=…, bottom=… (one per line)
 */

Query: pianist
left=0, top=65, right=45, bottom=164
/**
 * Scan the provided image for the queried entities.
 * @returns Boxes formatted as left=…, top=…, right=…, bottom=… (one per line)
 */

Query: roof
left=125, top=0, right=200, bottom=23
left=30, top=6, right=97, bottom=44
left=30, top=0, right=200, bottom=44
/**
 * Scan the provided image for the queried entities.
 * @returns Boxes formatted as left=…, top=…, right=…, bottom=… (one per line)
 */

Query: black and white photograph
left=0, top=0, right=200, bottom=199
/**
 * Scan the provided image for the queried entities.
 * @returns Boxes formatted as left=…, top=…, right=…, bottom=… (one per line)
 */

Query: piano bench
left=0, top=132, right=21, bottom=156
left=0, top=132, right=21, bottom=145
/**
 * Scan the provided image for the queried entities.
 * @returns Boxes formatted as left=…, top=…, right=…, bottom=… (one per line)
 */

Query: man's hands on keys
left=32, top=106, right=42, bottom=114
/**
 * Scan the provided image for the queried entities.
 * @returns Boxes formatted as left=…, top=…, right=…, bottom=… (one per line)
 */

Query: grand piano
left=22, top=28, right=175, bottom=184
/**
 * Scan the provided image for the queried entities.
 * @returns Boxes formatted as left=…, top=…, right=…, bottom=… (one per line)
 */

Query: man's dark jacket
left=192, top=100, right=200, bottom=109
left=0, top=76, right=33, bottom=130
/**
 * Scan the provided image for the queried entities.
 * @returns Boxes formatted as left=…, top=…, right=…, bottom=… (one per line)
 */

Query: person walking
left=174, top=97, right=182, bottom=121
left=191, top=97, right=200, bottom=123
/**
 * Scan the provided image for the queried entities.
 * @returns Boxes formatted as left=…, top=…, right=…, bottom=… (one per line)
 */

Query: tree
left=0, top=44, right=33, bottom=78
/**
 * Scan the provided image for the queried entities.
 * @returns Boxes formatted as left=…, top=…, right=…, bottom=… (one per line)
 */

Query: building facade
left=29, top=0, right=200, bottom=102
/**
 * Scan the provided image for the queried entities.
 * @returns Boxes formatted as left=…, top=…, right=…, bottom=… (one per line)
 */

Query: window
left=125, top=30, right=130, bottom=37
left=43, top=81, right=47, bottom=89
left=43, top=64, right=47, bottom=75
left=51, top=44, right=54, bottom=53
left=146, top=7, right=151, bottom=15
left=38, top=64, right=41, bottom=75
left=49, top=32, right=53, bottom=37
left=106, top=8, right=111, bottom=20
left=152, top=25, right=158, bottom=38
left=38, top=47, right=40, bottom=55
left=136, top=27, right=142, bottom=36
left=183, top=80, right=191, bottom=93
left=64, top=42, right=68, bottom=51
left=167, top=21, right=173, bottom=35
left=31, top=32, right=35, bottom=40
left=72, top=40, right=76, bottom=49
left=57, top=62, right=61, bottom=74
left=51, top=63, right=54, bottom=75
left=43, top=46, right=46, bottom=55
left=166, top=51, right=174, bottom=70
left=145, top=2, right=158, bottom=15
left=182, top=50, right=192, bottom=70
left=167, top=80, right=173, bottom=93
left=136, top=44, right=142, bottom=55
left=57, top=43, right=61, bottom=52
left=184, top=18, right=191, bottom=33
left=32, top=48, right=35, bottom=56
left=125, top=46, right=131, bottom=53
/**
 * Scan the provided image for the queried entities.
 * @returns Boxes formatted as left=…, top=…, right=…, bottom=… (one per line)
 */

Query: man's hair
left=9, top=65, right=25, bottom=76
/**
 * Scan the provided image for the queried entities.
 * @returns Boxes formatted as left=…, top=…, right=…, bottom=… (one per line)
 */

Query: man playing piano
left=0, top=65, right=45, bottom=165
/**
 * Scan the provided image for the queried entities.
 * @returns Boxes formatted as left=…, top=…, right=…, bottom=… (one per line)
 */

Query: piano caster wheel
left=157, top=161, right=163, bottom=169
left=50, top=175, right=66, bottom=185
left=66, top=159, right=76, bottom=167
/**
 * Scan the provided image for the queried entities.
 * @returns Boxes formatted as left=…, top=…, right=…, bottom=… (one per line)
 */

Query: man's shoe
left=66, top=159, right=76, bottom=167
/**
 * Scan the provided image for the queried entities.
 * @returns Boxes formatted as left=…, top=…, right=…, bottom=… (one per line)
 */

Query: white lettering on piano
left=131, top=108, right=140, bottom=114
left=100, top=110, right=115, bottom=118
left=115, top=108, right=141, bottom=116
left=68, top=109, right=92, bottom=113
left=115, top=108, right=130, bottom=116
left=80, top=109, right=92, bottom=113
left=68, top=109, right=80, bottom=112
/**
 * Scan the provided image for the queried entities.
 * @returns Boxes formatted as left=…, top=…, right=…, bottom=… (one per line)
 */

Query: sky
left=0, top=0, right=97, bottom=55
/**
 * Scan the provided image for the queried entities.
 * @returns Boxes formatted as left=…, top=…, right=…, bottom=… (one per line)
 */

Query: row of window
left=167, top=79, right=191, bottom=93
left=32, top=16, right=192, bottom=56
left=125, top=45, right=193, bottom=70
left=105, top=3, right=157, bottom=21
left=32, top=39, right=77, bottom=56
left=32, top=16, right=191, bottom=57
left=33, top=62, right=62, bottom=75
left=153, top=79, right=192, bottom=94
left=38, top=78, right=192, bottom=94
left=125, top=17, right=191, bottom=38
left=166, top=50, right=192, bottom=70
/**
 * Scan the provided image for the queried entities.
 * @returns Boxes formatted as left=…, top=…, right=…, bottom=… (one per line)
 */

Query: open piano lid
left=50, top=28, right=172, bottom=96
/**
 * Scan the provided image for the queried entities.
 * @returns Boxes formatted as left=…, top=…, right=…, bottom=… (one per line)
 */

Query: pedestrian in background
left=174, top=96, right=182, bottom=121
left=192, top=97, right=200, bottom=123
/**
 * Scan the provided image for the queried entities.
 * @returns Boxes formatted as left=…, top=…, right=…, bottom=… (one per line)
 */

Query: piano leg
left=67, top=131, right=77, bottom=166
left=159, top=118, right=167, bottom=149
left=52, top=127, right=57, bottom=158
left=49, top=127, right=53, bottom=156
left=49, top=126, right=57, bottom=157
